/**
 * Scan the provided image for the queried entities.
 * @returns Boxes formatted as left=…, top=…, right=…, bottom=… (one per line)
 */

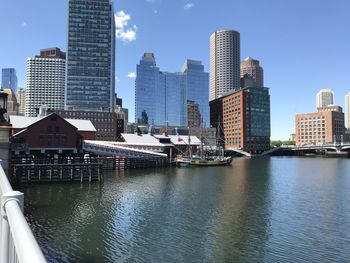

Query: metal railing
left=0, top=162, right=46, bottom=263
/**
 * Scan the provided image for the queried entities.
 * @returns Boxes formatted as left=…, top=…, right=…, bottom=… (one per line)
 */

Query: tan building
left=240, top=57, right=264, bottom=87
left=3, top=89, right=19, bottom=118
left=210, top=29, right=240, bottom=101
left=295, top=107, right=345, bottom=146
left=316, top=89, right=334, bottom=108
left=16, top=88, right=26, bottom=115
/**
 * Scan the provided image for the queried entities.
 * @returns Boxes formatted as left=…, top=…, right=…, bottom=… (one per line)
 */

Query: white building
left=345, top=92, right=350, bottom=129
left=210, top=29, right=240, bottom=101
left=25, top=48, right=66, bottom=116
left=316, top=89, right=334, bottom=109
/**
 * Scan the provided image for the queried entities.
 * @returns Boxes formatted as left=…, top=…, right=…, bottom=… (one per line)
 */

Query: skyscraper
left=1, top=68, right=18, bottom=93
left=210, top=29, right=240, bottom=101
left=345, top=92, right=350, bottom=129
left=135, top=53, right=209, bottom=127
left=316, top=89, right=334, bottom=108
left=135, top=53, right=165, bottom=126
left=240, top=57, right=264, bottom=87
left=182, top=60, right=209, bottom=127
left=25, top=48, right=66, bottom=116
left=66, top=0, right=115, bottom=112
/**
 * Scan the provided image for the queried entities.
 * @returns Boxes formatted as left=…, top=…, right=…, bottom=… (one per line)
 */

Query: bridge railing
left=0, top=162, right=46, bottom=263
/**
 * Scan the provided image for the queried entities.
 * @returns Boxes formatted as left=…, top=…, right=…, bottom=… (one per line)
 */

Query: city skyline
left=1, top=0, right=350, bottom=139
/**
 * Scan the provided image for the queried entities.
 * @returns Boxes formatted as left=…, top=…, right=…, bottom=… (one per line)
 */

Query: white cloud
left=115, top=11, right=138, bottom=42
left=21, top=22, right=27, bottom=27
left=184, top=3, right=194, bottom=11
left=127, top=72, right=136, bottom=78
left=115, top=76, right=120, bottom=83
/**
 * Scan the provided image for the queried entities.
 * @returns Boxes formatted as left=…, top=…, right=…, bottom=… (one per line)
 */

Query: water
left=21, top=157, right=350, bottom=262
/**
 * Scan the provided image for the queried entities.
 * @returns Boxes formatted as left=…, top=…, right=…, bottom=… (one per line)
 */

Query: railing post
left=1, top=191, right=24, bottom=263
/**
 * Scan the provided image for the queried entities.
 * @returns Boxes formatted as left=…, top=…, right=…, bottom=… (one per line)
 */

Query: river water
left=21, top=157, right=350, bottom=262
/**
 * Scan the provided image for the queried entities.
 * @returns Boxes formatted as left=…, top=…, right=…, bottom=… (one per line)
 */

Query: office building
left=25, top=48, right=66, bottom=116
left=187, top=100, right=201, bottom=128
left=345, top=92, right=350, bottom=129
left=135, top=53, right=209, bottom=127
left=1, top=68, right=17, bottom=92
left=316, top=89, right=334, bottom=108
left=210, top=87, right=270, bottom=153
left=66, top=0, right=115, bottom=112
left=16, top=88, right=26, bottom=115
left=182, top=59, right=209, bottom=127
left=222, top=87, right=270, bottom=153
left=295, top=106, right=345, bottom=146
left=210, top=29, right=240, bottom=101
left=3, top=89, right=19, bottom=117
left=56, top=110, right=117, bottom=141
left=240, top=57, right=264, bottom=87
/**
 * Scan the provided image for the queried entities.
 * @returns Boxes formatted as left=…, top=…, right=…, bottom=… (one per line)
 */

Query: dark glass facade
left=66, top=0, right=115, bottom=112
left=1, top=68, right=17, bottom=93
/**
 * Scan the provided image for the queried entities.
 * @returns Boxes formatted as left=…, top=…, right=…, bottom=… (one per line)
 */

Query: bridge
left=263, top=143, right=350, bottom=156
left=0, top=162, right=46, bottom=263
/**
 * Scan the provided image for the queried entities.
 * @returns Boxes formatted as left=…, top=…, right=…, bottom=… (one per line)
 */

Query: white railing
left=0, top=162, right=46, bottom=263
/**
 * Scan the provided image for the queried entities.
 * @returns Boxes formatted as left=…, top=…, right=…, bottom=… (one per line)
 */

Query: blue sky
left=1, top=0, right=350, bottom=139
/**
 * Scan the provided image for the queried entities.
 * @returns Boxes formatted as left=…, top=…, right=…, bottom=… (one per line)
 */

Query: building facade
left=1, top=68, right=17, bottom=92
left=56, top=110, right=116, bottom=141
left=222, top=87, right=270, bottom=153
left=25, top=48, right=66, bottom=117
left=240, top=57, right=264, bottom=87
left=316, top=89, right=334, bottom=108
left=295, top=107, right=345, bottom=146
left=3, top=89, right=19, bottom=118
left=345, top=92, right=350, bottom=129
left=65, top=0, right=115, bottom=112
left=210, top=29, right=240, bottom=101
left=135, top=53, right=209, bottom=127
left=16, top=88, right=26, bottom=115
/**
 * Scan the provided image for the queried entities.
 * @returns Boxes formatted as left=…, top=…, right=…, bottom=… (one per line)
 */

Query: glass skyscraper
left=65, top=0, right=115, bottom=112
left=1, top=68, right=18, bottom=93
left=135, top=53, right=209, bottom=127
left=181, top=60, right=209, bottom=127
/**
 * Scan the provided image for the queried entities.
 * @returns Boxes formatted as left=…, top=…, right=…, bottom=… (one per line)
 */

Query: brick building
left=295, top=106, right=345, bottom=146
left=210, top=87, right=270, bottom=154
left=56, top=110, right=116, bottom=141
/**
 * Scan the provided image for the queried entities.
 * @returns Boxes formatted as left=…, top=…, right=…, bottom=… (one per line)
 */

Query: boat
left=175, top=122, right=233, bottom=167
left=176, top=155, right=232, bottom=167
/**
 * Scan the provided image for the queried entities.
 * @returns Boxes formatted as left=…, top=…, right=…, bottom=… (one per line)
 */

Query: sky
left=1, top=0, right=350, bottom=140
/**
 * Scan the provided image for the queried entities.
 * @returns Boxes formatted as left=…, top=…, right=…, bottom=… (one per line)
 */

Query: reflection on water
left=21, top=157, right=350, bottom=262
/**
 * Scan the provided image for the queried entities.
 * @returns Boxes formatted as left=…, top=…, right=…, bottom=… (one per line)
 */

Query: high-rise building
left=182, top=60, right=209, bottom=127
left=316, top=89, right=334, bottom=108
left=135, top=53, right=209, bottom=127
left=25, top=48, right=66, bottom=116
left=210, top=29, right=240, bottom=101
left=222, top=87, right=270, bottom=154
left=210, top=86, right=270, bottom=154
left=240, top=57, right=264, bottom=87
left=66, top=0, right=115, bottom=112
left=17, top=88, right=26, bottom=115
left=345, top=93, right=350, bottom=129
left=1, top=68, right=18, bottom=93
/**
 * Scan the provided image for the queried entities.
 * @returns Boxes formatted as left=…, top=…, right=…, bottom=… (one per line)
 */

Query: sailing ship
left=175, top=123, right=232, bottom=167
